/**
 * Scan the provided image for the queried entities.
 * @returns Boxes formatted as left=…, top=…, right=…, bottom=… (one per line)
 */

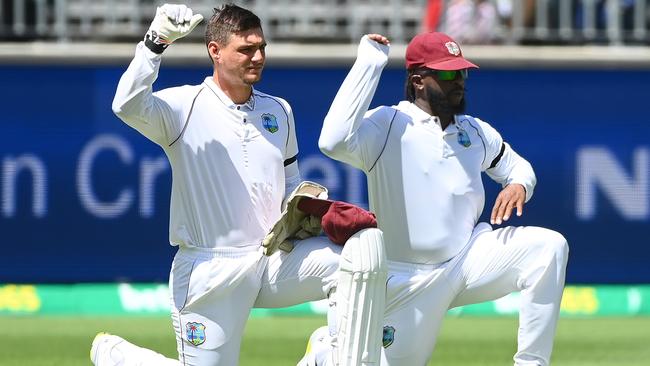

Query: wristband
left=144, top=31, right=168, bottom=54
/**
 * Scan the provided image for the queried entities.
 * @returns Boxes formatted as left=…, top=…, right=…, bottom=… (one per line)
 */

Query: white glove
left=144, top=4, right=203, bottom=54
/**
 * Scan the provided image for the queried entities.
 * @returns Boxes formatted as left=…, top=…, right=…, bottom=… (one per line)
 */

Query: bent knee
left=545, top=229, right=569, bottom=258
left=531, top=228, right=569, bottom=266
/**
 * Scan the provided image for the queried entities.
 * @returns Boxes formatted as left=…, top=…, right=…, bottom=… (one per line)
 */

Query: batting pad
left=335, top=228, right=387, bottom=366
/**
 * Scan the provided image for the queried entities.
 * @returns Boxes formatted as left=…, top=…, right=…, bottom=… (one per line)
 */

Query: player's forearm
left=113, top=4, right=201, bottom=125
left=487, top=144, right=537, bottom=202
left=112, top=42, right=162, bottom=124
left=319, top=36, right=388, bottom=160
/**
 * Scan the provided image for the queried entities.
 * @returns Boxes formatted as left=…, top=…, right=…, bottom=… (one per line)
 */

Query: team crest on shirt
left=382, top=325, right=395, bottom=348
left=261, top=113, right=279, bottom=133
left=186, top=322, right=206, bottom=346
left=457, top=128, right=472, bottom=147
left=445, top=41, right=461, bottom=56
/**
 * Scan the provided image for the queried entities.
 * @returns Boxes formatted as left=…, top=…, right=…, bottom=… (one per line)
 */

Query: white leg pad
left=334, top=228, right=387, bottom=366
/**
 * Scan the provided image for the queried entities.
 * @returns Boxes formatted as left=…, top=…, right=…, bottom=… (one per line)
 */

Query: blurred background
left=1, top=1, right=649, bottom=365
left=2, top=0, right=650, bottom=44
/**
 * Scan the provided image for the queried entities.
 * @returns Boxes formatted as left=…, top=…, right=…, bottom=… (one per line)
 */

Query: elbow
left=112, top=98, right=126, bottom=119
left=318, top=135, right=337, bottom=158
left=318, top=120, right=336, bottom=157
left=319, top=115, right=348, bottom=158
left=112, top=96, right=137, bottom=123
left=318, top=136, right=348, bottom=160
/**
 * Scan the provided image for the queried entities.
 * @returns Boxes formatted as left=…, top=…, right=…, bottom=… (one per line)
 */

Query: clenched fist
left=144, top=4, right=203, bottom=54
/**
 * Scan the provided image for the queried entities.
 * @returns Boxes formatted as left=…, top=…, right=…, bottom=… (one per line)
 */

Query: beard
left=425, top=85, right=466, bottom=116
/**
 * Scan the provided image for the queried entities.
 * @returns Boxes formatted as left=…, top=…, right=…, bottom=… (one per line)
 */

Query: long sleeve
left=112, top=42, right=187, bottom=146
left=319, top=36, right=390, bottom=171
left=486, top=143, right=536, bottom=202
left=283, top=160, right=301, bottom=203
left=283, top=100, right=301, bottom=202
left=478, top=118, right=536, bottom=202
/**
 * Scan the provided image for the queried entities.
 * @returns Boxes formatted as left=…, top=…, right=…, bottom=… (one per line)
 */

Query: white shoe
left=90, top=332, right=126, bottom=366
left=297, top=326, right=331, bottom=366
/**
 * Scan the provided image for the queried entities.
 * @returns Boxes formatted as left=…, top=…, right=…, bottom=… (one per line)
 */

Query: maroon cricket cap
left=405, top=32, right=479, bottom=71
left=298, top=197, right=377, bottom=245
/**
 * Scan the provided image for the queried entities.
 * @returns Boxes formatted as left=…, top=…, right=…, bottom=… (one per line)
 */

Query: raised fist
left=144, top=4, right=203, bottom=54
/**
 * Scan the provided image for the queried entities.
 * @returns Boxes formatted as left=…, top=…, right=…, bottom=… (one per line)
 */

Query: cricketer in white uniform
left=314, top=33, right=569, bottom=365
left=90, top=4, right=387, bottom=366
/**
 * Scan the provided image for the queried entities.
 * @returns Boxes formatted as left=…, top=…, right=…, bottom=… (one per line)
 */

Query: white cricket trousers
left=170, top=237, right=341, bottom=366
left=380, top=223, right=569, bottom=366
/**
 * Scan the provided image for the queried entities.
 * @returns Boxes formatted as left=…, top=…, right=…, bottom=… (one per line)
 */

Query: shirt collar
left=397, top=101, right=442, bottom=128
left=203, top=77, right=256, bottom=111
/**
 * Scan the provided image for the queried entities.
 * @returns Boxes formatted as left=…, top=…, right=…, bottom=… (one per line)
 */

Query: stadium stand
left=0, top=0, right=648, bottom=44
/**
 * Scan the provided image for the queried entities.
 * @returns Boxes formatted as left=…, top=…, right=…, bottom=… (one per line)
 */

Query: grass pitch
left=0, top=316, right=648, bottom=365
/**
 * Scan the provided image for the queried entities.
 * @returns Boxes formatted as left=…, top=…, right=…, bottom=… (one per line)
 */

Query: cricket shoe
left=297, top=326, right=332, bottom=366
left=90, top=332, right=127, bottom=366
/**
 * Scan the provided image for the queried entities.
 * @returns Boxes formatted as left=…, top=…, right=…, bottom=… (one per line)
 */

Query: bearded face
left=425, top=84, right=466, bottom=116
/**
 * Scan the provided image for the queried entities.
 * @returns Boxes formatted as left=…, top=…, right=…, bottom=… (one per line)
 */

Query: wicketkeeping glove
left=262, top=181, right=328, bottom=256
left=144, top=4, right=203, bottom=54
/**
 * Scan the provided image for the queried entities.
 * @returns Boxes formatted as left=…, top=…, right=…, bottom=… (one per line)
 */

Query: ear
left=411, top=74, right=425, bottom=92
left=207, top=41, right=221, bottom=63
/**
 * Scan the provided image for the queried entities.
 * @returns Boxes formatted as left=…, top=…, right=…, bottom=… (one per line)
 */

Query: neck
left=212, top=73, right=252, bottom=104
left=439, top=115, right=453, bottom=130
left=414, top=99, right=454, bottom=129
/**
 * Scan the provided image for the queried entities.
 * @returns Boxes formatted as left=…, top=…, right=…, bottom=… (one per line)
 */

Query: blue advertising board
left=1, top=63, right=648, bottom=283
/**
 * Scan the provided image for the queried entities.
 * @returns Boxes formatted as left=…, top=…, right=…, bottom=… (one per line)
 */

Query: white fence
left=0, top=0, right=648, bottom=44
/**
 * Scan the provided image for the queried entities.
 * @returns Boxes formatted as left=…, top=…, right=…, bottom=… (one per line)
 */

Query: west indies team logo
left=445, top=41, right=461, bottom=56
left=382, top=325, right=395, bottom=348
left=457, top=127, right=472, bottom=147
left=261, top=113, right=279, bottom=133
left=186, top=322, right=206, bottom=346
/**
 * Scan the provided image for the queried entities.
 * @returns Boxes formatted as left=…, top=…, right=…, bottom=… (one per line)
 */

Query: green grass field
left=1, top=316, right=648, bottom=365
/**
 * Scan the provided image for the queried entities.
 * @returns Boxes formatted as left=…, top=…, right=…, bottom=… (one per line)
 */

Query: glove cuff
left=144, top=31, right=168, bottom=54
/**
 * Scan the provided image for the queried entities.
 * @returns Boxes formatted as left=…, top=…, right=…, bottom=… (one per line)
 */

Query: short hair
left=204, top=3, right=262, bottom=47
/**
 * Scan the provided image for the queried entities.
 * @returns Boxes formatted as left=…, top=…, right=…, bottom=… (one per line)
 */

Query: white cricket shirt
left=320, top=36, right=536, bottom=264
left=113, top=42, right=299, bottom=249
